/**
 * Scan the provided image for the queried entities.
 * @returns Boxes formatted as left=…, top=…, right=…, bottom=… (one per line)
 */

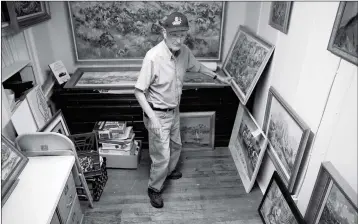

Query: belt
left=149, top=103, right=175, bottom=112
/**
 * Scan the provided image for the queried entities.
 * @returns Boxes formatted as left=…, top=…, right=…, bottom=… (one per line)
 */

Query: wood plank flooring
left=81, top=147, right=263, bottom=224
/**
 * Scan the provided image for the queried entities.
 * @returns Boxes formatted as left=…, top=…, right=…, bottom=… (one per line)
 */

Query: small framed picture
left=327, top=1, right=358, bottom=66
left=258, top=172, right=305, bottom=224
left=269, top=2, right=293, bottom=34
left=1, top=135, right=28, bottom=206
left=39, top=109, right=70, bottom=136
left=263, top=86, right=311, bottom=193
left=180, top=111, right=215, bottom=150
left=305, top=162, right=357, bottom=224
left=26, top=85, right=52, bottom=130
left=228, top=103, right=268, bottom=193
left=13, top=1, right=51, bottom=28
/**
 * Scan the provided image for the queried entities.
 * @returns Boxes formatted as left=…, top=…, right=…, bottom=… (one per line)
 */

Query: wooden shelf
left=1, top=60, right=31, bottom=83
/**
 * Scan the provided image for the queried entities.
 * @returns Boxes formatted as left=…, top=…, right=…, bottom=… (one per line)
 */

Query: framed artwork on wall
left=67, top=1, right=225, bottom=62
left=258, top=172, right=305, bottom=224
left=13, top=1, right=51, bottom=28
left=268, top=2, right=293, bottom=34
left=222, top=25, right=275, bottom=105
left=1, top=135, right=28, bottom=207
left=263, top=86, right=311, bottom=193
left=305, top=162, right=357, bottom=224
left=180, top=111, right=215, bottom=150
left=39, top=109, right=71, bottom=136
left=327, top=1, right=358, bottom=66
left=26, top=85, right=52, bottom=130
left=228, top=103, right=268, bottom=193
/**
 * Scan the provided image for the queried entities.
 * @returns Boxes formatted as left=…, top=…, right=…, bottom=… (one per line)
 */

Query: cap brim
left=166, top=27, right=189, bottom=32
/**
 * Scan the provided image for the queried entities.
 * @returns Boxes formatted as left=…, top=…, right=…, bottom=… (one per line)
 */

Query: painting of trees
left=68, top=1, right=224, bottom=61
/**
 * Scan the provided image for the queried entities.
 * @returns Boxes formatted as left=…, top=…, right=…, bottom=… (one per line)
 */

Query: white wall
left=242, top=1, right=357, bottom=216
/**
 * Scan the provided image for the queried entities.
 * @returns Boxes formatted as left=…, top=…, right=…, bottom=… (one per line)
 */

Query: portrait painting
left=222, top=25, right=275, bottom=105
left=180, top=111, right=215, bottom=150
left=13, top=1, right=50, bottom=28
left=263, top=86, right=310, bottom=193
left=68, top=1, right=225, bottom=62
left=258, top=172, right=305, bottom=224
left=26, top=85, right=52, bottom=130
left=327, top=1, right=358, bottom=66
left=1, top=135, right=28, bottom=206
left=39, top=109, right=71, bottom=136
left=305, top=162, right=357, bottom=224
left=228, top=103, right=268, bottom=193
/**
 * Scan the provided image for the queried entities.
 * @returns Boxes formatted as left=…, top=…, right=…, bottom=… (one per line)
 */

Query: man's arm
left=186, top=47, right=231, bottom=84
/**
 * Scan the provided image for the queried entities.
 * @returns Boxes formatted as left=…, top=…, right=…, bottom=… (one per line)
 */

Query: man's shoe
left=148, top=188, right=163, bottom=208
left=167, top=170, right=182, bottom=180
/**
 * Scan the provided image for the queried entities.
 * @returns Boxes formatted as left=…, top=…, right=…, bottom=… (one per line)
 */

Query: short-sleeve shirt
left=135, top=40, right=201, bottom=109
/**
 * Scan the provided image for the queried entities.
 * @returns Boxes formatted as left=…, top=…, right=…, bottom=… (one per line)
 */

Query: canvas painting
left=76, top=71, right=139, bottom=87
left=305, top=162, right=357, bottom=224
left=68, top=1, right=225, bottom=62
left=222, top=26, right=274, bottom=105
left=184, top=72, right=227, bottom=87
left=180, top=111, right=215, bottom=149
left=228, top=103, right=268, bottom=193
left=13, top=1, right=50, bottom=28
left=26, top=85, right=52, bottom=130
left=269, top=2, right=292, bottom=34
left=39, top=109, right=71, bottom=136
left=327, top=2, right=358, bottom=66
left=263, top=86, right=310, bottom=193
left=1, top=135, right=28, bottom=206
left=318, top=183, right=357, bottom=224
left=258, top=172, right=304, bottom=224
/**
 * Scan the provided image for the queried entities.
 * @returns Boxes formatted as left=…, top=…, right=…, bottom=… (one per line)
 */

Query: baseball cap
left=163, top=12, right=189, bottom=33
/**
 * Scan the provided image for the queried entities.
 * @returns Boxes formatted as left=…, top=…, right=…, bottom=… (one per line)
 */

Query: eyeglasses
left=168, top=32, right=187, bottom=39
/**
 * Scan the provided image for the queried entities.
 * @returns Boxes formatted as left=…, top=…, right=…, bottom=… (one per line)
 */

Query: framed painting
left=305, top=162, right=357, bottom=224
left=1, top=135, right=28, bottom=207
left=222, top=25, right=275, bottom=105
left=263, top=86, right=311, bottom=193
left=228, top=103, right=268, bottom=193
left=327, top=1, right=358, bottom=66
left=269, top=2, right=292, bottom=34
left=64, top=67, right=228, bottom=90
left=67, top=1, right=225, bottom=62
left=180, top=111, right=215, bottom=150
left=39, top=109, right=71, bottom=136
left=13, top=1, right=50, bottom=28
left=26, top=85, right=52, bottom=130
left=258, top=172, right=306, bottom=224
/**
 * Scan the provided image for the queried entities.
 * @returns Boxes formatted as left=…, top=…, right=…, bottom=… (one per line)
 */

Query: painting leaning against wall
left=68, top=1, right=225, bottom=62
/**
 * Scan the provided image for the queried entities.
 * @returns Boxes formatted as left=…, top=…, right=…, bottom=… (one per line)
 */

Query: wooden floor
left=81, top=147, right=263, bottom=224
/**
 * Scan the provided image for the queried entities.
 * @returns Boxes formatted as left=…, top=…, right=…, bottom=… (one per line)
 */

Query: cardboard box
left=99, top=140, right=142, bottom=169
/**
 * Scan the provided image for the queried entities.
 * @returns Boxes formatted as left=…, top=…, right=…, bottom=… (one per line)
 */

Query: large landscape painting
left=263, top=87, right=310, bottom=193
left=180, top=112, right=215, bottom=149
left=68, top=1, right=224, bottom=62
left=223, top=26, right=274, bottom=105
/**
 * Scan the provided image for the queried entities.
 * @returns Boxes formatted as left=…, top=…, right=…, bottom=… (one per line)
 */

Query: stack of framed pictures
left=39, top=109, right=71, bottom=136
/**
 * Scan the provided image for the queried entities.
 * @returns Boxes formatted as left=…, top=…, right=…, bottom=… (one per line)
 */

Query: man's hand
left=149, top=115, right=162, bottom=137
left=216, top=74, right=232, bottom=85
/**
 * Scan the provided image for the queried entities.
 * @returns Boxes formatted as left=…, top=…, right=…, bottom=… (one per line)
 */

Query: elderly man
left=134, top=12, right=230, bottom=208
